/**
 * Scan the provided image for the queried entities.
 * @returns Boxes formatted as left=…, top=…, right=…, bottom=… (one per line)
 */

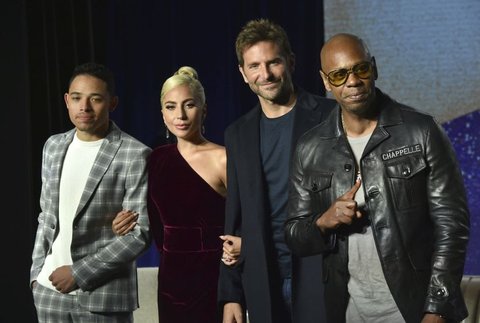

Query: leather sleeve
left=285, top=139, right=332, bottom=257
left=422, top=119, right=470, bottom=320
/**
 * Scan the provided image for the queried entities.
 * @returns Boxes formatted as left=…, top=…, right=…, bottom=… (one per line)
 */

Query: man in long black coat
left=218, top=18, right=335, bottom=323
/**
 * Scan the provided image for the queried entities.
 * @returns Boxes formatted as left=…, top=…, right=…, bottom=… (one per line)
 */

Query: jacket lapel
left=362, top=91, right=401, bottom=157
left=242, top=107, right=269, bottom=226
left=322, top=107, right=354, bottom=159
left=291, top=88, right=332, bottom=147
left=51, top=130, right=76, bottom=219
left=292, top=104, right=322, bottom=146
left=74, top=123, right=122, bottom=217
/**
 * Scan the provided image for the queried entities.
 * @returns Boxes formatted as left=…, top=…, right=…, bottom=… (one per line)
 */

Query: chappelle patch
left=381, top=144, right=422, bottom=161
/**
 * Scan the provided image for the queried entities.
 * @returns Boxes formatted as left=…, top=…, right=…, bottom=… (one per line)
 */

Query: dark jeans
left=282, top=277, right=292, bottom=322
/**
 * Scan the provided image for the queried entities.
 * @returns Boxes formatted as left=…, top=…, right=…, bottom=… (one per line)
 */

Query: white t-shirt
left=37, top=133, right=103, bottom=293
left=346, top=133, right=404, bottom=323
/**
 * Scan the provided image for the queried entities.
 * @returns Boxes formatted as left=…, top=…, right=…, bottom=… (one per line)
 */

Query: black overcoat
left=218, top=88, right=335, bottom=323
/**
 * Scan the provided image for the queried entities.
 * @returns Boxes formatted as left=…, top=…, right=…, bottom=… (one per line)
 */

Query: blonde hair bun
left=160, top=65, right=205, bottom=107
left=175, top=66, right=199, bottom=80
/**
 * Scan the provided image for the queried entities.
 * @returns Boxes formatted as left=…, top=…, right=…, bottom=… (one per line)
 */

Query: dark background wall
left=3, top=1, right=478, bottom=322
left=3, top=2, right=36, bottom=322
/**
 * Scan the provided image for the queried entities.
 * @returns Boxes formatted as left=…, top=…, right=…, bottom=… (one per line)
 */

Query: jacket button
left=436, top=288, right=446, bottom=296
left=402, top=166, right=411, bottom=177
left=344, top=164, right=352, bottom=172
left=367, top=186, right=380, bottom=198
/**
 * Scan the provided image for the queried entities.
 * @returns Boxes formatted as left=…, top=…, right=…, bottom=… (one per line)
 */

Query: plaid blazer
left=30, top=121, right=151, bottom=312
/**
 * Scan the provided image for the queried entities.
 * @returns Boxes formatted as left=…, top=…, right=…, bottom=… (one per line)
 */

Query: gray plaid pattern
left=31, top=122, right=151, bottom=313
left=33, top=283, right=133, bottom=322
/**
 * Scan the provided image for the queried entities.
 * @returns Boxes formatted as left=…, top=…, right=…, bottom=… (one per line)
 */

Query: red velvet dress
left=147, top=144, right=225, bottom=323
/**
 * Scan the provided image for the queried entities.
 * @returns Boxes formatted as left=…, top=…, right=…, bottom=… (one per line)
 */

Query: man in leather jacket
left=285, top=33, right=469, bottom=323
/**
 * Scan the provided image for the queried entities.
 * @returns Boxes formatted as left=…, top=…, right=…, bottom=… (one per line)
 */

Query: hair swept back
left=160, top=66, right=206, bottom=107
left=235, top=18, right=293, bottom=67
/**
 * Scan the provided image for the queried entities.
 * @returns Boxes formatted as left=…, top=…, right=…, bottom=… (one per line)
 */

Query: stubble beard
left=253, top=80, right=292, bottom=105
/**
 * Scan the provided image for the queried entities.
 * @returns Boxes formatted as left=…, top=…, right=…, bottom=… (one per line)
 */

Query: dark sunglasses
left=321, top=58, right=375, bottom=87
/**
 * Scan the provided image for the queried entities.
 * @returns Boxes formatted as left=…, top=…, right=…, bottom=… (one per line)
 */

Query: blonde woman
left=113, top=66, right=240, bottom=323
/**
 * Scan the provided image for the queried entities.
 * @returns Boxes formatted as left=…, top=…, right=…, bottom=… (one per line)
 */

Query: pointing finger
left=343, top=178, right=362, bottom=200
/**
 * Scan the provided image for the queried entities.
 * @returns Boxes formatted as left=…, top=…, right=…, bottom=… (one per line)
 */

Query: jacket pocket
left=301, top=172, right=332, bottom=212
left=302, top=172, right=332, bottom=192
left=385, top=154, right=427, bottom=210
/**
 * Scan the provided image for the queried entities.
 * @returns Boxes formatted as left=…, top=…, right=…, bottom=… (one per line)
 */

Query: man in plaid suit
left=30, top=62, right=151, bottom=322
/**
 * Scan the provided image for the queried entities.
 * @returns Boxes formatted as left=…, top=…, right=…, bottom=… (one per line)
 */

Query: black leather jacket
left=285, top=90, right=469, bottom=323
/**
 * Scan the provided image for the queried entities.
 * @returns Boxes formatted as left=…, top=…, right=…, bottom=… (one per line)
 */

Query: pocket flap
left=302, top=172, right=332, bottom=192
left=385, top=154, right=426, bottom=179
